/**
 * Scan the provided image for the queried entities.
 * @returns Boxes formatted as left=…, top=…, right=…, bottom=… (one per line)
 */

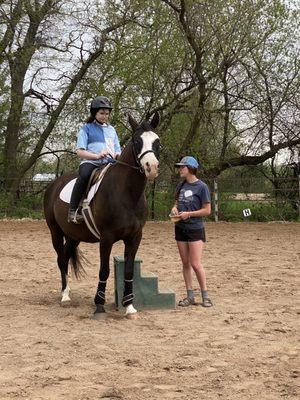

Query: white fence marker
left=243, top=208, right=252, bottom=217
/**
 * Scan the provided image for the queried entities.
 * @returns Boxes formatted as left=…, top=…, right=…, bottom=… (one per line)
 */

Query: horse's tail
left=69, top=246, right=87, bottom=279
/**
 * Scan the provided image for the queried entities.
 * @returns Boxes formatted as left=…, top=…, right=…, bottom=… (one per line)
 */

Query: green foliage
left=0, top=192, right=44, bottom=219
left=219, top=199, right=298, bottom=222
left=218, top=166, right=273, bottom=193
left=146, top=188, right=298, bottom=222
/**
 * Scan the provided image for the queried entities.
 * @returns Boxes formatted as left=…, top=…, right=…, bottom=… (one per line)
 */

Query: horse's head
left=128, top=112, right=160, bottom=181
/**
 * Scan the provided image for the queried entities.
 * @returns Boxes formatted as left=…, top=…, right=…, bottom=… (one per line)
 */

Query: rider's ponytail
left=86, top=115, right=95, bottom=123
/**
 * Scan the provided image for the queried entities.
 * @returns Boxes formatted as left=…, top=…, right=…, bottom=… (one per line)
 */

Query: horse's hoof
left=125, top=304, right=137, bottom=319
left=91, top=312, right=108, bottom=320
left=91, top=305, right=106, bottom=320
left=61, top=299, right=71, bottom=307
left=126, top=312, right=138, bottom=320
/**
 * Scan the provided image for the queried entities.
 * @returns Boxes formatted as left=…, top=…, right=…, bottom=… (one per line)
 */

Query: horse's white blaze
left=125, top=304, right=137, bottom=315
left=61, top=285, right=71, bottom=302
left=139, top=131, right=159, bottom=180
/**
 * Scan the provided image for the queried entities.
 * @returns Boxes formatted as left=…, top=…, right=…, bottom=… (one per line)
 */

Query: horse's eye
left=153, top=139, right=160, bottom=151
left=133, top=137, right=141, bottom=147
left=152, top=141, right=161, bottom=158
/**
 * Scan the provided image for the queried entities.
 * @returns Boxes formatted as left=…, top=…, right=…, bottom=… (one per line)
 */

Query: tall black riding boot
left=68, top=177, right=86, bottom=224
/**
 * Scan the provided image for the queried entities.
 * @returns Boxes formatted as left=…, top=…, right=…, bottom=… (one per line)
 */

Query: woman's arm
left=180, top=203, right=211, bottom=220
left=76, top=127, right=108, bottom=160
left=76, top=149, right=108, bottom=160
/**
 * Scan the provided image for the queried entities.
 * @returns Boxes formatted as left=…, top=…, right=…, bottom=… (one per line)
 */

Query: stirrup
left=68, top=209, right=83, bottom=224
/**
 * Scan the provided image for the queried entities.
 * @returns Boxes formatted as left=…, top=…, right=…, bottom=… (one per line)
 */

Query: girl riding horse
left=68, top=96, right=121, bottom=224
left=44, top=112, right=160, bottom=319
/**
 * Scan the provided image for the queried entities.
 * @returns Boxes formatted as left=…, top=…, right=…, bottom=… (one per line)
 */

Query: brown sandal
left=178, top=297, right=196, bottom=307
left=202, top=297, right=213, bottom=307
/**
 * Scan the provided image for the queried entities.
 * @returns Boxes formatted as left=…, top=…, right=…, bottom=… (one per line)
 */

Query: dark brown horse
left=44, top=113, right=160, bottom=318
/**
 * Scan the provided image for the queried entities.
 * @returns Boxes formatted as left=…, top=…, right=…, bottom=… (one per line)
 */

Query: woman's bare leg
left=188, top=240, right=207, bottom=291
left=176, top=241, right=193, bottom=290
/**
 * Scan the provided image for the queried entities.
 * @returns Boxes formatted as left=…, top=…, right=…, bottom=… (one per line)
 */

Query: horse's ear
left=128, top=113, right=139, bottom=132
left=150, top=111, right=160, bottom=130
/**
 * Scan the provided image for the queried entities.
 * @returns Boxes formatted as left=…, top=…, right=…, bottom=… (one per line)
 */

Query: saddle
left=59, top=164, right=110, bottom=206
left=80, top=164, right=111, bottom=240
left=82, top=164, right=107, bottom=204
left=59, top=164, right=111, bottom=239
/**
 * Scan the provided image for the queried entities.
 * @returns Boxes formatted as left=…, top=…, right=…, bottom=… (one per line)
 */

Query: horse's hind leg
left=49, top=226, right=70, bottom=303
left=60, top=237, right=80, bottom=304
left=49, top=224, right=76, bottom=304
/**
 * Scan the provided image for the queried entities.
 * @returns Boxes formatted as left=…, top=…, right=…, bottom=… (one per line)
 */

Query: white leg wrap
left=125, top=304, right=137, bottom=315
left=61, top=285, right=71, bottom=302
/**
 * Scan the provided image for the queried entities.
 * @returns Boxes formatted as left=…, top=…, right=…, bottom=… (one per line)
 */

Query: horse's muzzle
left=145, top=163, right=159, bottom=181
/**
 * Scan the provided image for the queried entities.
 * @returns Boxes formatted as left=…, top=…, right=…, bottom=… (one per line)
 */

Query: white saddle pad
left=59, top=164, right=110, bottom=204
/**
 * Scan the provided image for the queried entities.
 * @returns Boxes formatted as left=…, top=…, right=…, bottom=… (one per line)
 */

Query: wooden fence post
left=213, top=177, right=219, bottom=222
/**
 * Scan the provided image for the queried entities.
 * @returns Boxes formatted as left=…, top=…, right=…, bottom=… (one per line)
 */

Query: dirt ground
left=0, top=220, right=299, bottom=400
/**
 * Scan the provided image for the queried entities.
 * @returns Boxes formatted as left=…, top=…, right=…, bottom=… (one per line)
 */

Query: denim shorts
left=175, top=225, right=206, bottom=242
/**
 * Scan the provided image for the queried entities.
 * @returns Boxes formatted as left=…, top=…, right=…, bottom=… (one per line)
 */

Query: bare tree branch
left=207, top=136, right=300, bottom=177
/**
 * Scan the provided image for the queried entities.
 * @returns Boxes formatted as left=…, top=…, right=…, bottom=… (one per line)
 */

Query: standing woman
left=171, top=156, right=213, bottom=307
left=68, top=96, right=121, bottom=224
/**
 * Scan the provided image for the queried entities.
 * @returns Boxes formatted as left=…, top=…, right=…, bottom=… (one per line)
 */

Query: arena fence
left=0, top=175, right=300, bottom=222
left=146, top=175, right=300, bottom=222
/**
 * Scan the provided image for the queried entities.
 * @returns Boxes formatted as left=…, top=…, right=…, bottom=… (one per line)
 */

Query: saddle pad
left=59, top=164, right=110, bottom=204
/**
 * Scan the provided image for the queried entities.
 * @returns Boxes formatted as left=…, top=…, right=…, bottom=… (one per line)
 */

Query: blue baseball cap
left=174, top=156, right=200, bottom=169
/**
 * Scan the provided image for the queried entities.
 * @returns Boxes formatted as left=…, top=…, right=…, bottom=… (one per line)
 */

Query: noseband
left=135, top=148, right=157, bottom=168
left=121, top=139, right=158, bottom=173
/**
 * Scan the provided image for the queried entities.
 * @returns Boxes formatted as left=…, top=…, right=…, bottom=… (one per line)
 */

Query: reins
left=113, top=158, right=143, bottom=172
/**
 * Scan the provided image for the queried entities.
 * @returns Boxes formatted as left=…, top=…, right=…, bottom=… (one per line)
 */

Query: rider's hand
left=97, top=150, right=109, bottom=159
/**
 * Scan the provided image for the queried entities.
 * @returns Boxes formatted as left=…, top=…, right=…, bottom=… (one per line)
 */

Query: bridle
left=132, top=136, right=159, bottom=172
left=110, top=136, right=159, bottom=174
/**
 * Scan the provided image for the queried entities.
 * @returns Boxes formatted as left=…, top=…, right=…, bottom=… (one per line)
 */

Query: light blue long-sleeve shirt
left=76, top=120, right=121, bottom=165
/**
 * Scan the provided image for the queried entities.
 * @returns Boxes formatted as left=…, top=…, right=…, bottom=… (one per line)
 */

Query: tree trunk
left=3, top=69, right=26, bottom=192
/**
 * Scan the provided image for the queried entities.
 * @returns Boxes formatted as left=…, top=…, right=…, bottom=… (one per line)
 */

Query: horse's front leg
left=93, top=238, right=113, bottom=318
left=123, top=231, right=142, bottom=318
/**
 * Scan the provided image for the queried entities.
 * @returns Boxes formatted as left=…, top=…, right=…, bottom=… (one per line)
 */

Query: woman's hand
left=171, top=206, right=179, bottom=216
left=97, top=150, right=109, bottom=159
left=180, top=211, right=190, bottom=220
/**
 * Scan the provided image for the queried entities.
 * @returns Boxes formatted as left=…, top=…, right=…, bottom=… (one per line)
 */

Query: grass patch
left=0, top=192, right=44, bottom=219
left=219, top=199, right=298, bottom=222
left=147, top=190, right=298, bottom=222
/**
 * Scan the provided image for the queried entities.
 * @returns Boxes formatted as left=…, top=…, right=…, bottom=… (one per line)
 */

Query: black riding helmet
left=90, top=96, right=113, bottom=116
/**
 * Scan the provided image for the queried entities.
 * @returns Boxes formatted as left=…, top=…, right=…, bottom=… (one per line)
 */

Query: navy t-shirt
left=176, top=180, right=211, bottom=230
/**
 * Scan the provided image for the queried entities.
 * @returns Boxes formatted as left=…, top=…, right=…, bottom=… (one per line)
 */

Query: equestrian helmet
left=90, top=96, right=113, bottom=112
